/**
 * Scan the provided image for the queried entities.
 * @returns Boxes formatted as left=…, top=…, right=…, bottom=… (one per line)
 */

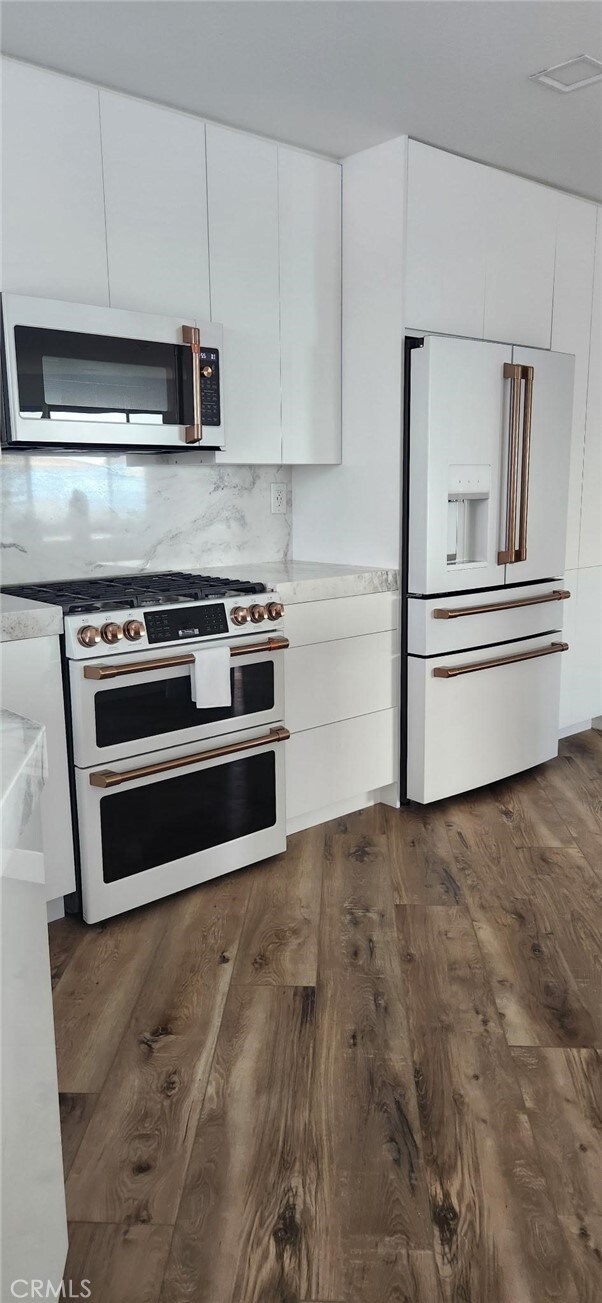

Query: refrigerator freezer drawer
left=407, top=635, right=566, bottom=803
left=407, top=582, right=570, bottom=656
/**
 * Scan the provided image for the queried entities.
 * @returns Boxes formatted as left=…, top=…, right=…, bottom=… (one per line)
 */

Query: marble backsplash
left=0, top=453, right=292, bottom=583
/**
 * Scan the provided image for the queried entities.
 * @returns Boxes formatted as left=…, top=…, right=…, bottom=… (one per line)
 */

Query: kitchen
left=0, top=2, right=601, bottom=1300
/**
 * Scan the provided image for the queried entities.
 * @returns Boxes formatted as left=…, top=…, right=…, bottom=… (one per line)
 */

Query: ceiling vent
left=530, top=55, right=602, bottom=92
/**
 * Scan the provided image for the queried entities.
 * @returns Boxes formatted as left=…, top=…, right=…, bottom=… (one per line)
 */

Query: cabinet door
left=559, top=567, right=602, bottom=728
left=1, top=59, right=108, bottom=304
left=483, top=170, right=557, bottom=347
left=100, top=92, right=210, bottom=319
left=580, top=207, right=602, bottom=569
left=552, top=196, right=597, bottom=570
left=507, top=346, right=574, bottom=584
left=207, top=125, right=281, bottom=464
left=279, top=148, right=341, bottom=463
left=405, top=142, right=488, bottom=337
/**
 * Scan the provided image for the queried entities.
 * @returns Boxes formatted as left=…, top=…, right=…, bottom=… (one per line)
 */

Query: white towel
left=190, top=646, right=232, bottom=709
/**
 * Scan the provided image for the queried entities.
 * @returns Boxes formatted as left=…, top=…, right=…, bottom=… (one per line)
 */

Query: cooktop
left=2, top=571, right=268, bottom=615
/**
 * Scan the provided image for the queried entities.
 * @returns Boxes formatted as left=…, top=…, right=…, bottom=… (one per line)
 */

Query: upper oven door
left=1, top=294, right=224, bottom=449
left=70, top=634, right=287, bottom=767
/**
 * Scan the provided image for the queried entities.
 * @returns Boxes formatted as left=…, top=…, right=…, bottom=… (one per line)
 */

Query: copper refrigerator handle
left=516, top=365, right=534, bottom=562
left=89, top=726, right=291, bottom=788
left=83, top=636, right=289, bottom=679
left=182, top=324, right=203, bottom=443
left=497, top=362, right=522, bottom=564
left=433, top=641, right=568, bottom=679
left=433, top=589, right=570, bottom=620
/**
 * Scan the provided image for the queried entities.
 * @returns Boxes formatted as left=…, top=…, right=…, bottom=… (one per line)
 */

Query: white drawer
left=286, top=709, right=398, bottom=820
left=285, top=630, right=399, bottom=732
left=285, top=592, right=398, bottom=647
left=407, top=634, right=567, bottom=804
left=407, top=582, right=571, bottom=656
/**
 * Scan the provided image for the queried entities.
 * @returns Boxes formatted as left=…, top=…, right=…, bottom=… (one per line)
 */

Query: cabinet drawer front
left=286, top=631, right=398, bottom=732
left=286, top=709, right=397, bottom=820
left=408, top=583, right=570, bottom=656
left=285, top=592, right=398, bottom=647
left=407, top=636, right=564, bottom=804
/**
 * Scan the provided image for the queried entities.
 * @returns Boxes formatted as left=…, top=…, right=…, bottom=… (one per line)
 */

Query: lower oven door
left=75, top=725, right=289, bottom=923
left=70, top=635, right=287, bottom=766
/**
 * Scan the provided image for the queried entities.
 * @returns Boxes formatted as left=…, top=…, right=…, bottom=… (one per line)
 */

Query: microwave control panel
left=200, top=349, right=220, bottom=426
left=144, top=603, right=228, bottom=644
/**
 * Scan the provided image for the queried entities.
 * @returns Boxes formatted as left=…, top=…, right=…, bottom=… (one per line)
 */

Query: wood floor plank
left=444, top=788, right=535, bottom=909
left=385, top=804, right=464, bottom=906
left=59, top=1093, right=98, bottom=1178
left=396, top=905, right=580, bottom=1302
left=52, top=903, right=165, bottom=1092
left=344, top=1240, right=443, bottom=1303
left=560, top=730, right=602, bottom=779
left=160, top=984, right=316, bottom=1303
left=558, top=1214, right=602, bottom=1303
left=65, top=873, right=250, bottom=1226
left=47, top=915, right=87, bottom=988
left=65, top=1222, right=173, bottom=1303
left=489, top=767, right=574, bottom=848
left=324, top=802, right=387, bottom=836
left=534, top=752, right=602, bottom=844
left=232, top=825, right=324, bottom=986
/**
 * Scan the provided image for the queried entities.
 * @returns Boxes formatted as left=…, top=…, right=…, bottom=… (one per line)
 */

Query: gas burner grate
left=2, top=571, right=268, bottom=613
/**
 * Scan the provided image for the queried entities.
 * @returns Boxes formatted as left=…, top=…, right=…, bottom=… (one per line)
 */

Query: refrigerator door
left=502, top=346, right=575, bottom=585
left=408, top=335, right=512, bottom=594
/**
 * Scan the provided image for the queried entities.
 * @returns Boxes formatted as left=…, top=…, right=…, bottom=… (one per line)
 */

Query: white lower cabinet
left=560, top=567, right=602, bottom=728
left=286, top=631, right=398, bottom=733
left=286, top=710, right=398, bottom=824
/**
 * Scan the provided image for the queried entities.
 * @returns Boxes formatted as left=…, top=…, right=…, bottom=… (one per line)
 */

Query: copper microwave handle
left=516, top=365, right=534, bottom=563
left=433, top=641, right=568, bottom=679
left=89, top=726, right=291, bottom=788
left=498, top=362, right=522, bottom=564
left=182, top=325, right=203, bottom=443
left=433, top=589, right=570, bottom=619
left=83, top=636, right=289, bottom=679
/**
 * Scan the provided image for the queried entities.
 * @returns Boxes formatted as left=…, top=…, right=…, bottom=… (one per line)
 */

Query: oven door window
left=100, top=751, right=276, bottom=882
left=14, top=325, right=188, bottom=425
left=94, top=661, right=275, bottom=749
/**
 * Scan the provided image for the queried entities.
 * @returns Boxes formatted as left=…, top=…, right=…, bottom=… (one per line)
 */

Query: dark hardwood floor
left=50, top=729, right=602, bottom=1302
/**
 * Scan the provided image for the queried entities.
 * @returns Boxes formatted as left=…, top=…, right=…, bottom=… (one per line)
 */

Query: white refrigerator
left=402, top=333, right=575, bottom=803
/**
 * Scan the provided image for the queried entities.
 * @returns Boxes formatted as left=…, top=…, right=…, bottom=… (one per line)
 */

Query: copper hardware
left=77, top=624, right=101, bottom=648
left=83, top=636, right=289, bottom=679
left=201, top=365, right=213, bottom=378
left=249, top=604, right=267, bottom=623
left=433, top=589, right=570, bottom=619
left=100, top=622, right=123, bottom=644
left=498, top=362, right=522, bottom=564
left=89, top=726, right=291, bottom=788
left=433, top=641, right=568, bottom=678
left=182, top=324, right=203, bottom=443
left=516, top=365, right=534, bottom=562
left=231, top=606, right=251, bottom=626
left=266, top=601, right=284, bottom=621
left=123, top=619, right=146, bottom=642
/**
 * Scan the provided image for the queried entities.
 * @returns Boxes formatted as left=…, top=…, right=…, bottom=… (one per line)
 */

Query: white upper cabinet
left=206, top=125, right=282, bottom=464
left=405, top=142, right=488, bottom=338
left=1, top=59, right=109, bottom=304
left=100, top=92, right=210, bottom=319
left=580, top=207, right=602, bottom=569
left=279, top=149, right=341, bottom=464
left=551, top=195, right=597, bottom=571
left=483, top=169, right=557, bottom=348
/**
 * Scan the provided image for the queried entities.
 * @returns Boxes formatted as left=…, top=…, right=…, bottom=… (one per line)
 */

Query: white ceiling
left=2, top=1, right=601, bottom=200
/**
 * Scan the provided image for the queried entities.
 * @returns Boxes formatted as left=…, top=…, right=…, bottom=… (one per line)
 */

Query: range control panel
left=144, top=603, right=228, bottom=644
left=200, top=349, right=220, bottom=426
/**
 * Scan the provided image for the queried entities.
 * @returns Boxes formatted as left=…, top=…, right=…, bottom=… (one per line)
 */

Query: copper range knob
left=201, top=365, right=214, bottom=378
left=249, top=604, right=267, bottom=623
left=266, top=602, right=284, bottom=621
left=123, top=619, right=146, bottom=641
left=231, top=606, right=251, bottom=626
left=77, top=624, right=101, bottom=648
left=101, top=621, right=123, bottom=644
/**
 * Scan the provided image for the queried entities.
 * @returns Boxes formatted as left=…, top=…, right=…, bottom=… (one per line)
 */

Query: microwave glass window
left=94, top=661, right=275, bottom=749
left=14, top=325, right=182, bottom=424
left=100, top=751, right=277, bottom=882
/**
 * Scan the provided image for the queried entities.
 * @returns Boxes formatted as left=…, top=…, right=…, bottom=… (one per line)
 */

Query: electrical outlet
left=270, top=483, right=287, bottom=514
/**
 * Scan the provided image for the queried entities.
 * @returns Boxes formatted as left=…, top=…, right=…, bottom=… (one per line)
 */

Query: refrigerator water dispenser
left=447, top=465, right=490, bottom=565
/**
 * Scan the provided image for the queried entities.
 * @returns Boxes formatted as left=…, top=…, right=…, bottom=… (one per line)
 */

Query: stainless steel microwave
left=1, top=293, right=225, bottom=452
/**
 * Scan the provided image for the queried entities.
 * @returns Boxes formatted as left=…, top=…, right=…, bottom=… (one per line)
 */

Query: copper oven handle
left=182, top=324, right=203, bottom=444
left=433, top=589, right=570, bottom=619
left=83, top=636, right=289, bottom=679
left=433, top=641, right=568, bottom=678
left=89, top=726, right=290, bottom=788
left=498, top=362, right=522, bottom=565
left=516, top=365, right=534, bottom=563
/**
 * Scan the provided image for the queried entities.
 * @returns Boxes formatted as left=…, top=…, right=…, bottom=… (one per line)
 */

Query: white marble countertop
left=1, top=592, right=64, bottom=642
left=1, top=708, right=47, bottom=868
left=221, top=561, right=400, bottom=604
